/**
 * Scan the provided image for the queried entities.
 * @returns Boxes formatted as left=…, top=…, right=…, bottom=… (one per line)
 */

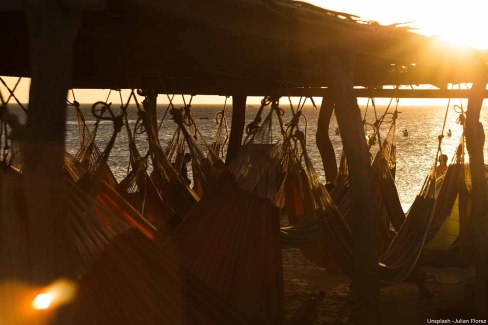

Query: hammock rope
left=135, top=91, right=199, bottom=217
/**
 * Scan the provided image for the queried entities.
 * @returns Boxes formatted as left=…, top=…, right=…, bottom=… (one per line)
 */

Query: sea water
left=51, top=102, right=488, bottom=211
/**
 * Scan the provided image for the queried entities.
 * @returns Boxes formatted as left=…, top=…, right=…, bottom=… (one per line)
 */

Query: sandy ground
left=282, top=247, right=478, bottom=325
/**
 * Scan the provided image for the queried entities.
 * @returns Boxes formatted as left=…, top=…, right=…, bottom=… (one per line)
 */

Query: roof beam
left=151, top=87, right=488, bottom=99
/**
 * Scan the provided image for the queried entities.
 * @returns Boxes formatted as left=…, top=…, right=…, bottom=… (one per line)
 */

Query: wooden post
left=465, top=79, right=488, bottom=317
left=22, top=1, right=81, bottom=323
left=328, top=56, right=379, bottom=324
left=225, top=95, right=246, bottom=165
left=316, top=98, right=338, bottom=183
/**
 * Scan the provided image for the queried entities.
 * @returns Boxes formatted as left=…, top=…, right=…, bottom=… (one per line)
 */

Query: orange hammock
left=162, top=101, right=287, bottom=324
left=280, top=122, right=438, bottom=284
left=0, top=162, right=260, bottom=324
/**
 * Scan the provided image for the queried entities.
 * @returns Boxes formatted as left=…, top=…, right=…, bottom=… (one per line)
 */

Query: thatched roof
left=1, top=0, right=487, bottom=95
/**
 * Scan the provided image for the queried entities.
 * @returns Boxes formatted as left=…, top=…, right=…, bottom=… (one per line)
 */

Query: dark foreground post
left=465, top=80, right=488, bottom=317
left=225, top=95, right=246, bottom=164
left=23, top=1, right=82, bottom=323
left=316, top=98, right=338, bottom=183
left=328, top=56, right=380, bottom=324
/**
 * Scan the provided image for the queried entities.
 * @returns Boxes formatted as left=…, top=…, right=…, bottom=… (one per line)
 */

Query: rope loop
left=453, top=104, right=465, bottom=114
left=454, top=104, right=466, bottom=126
left=214, top=109, right=225, bottom=125
left=137, top=89, right=149, bottom=97
left=91, top=101, right=115, bottom=120
left=91, top=101, right=124, bottom=133
left=261, top=96, right=272, bottom=107
left=134, top=118, right=146, bottom=135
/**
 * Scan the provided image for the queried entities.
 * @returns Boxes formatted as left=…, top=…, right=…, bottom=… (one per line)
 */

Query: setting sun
left=306, top=0, right=488, bottom=49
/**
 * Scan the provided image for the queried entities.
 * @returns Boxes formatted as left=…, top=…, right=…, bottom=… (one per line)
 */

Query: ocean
left=60, top=101, right=488, bottom=212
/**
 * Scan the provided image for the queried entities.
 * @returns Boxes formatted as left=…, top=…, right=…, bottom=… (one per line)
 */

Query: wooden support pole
left=328, top=56, right=379, bottom=324
left=21, top=2, right=81, bottom=323
left=465, top=79, right=488, bottom=317
left=225, top=95, right=246, bottom=165
left=316, top=98, right=338, bottom=183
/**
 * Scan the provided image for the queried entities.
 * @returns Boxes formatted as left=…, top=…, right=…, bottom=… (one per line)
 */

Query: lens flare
left=31, top=279, right=77, bottom=311
left=32, top=293, right=54, bottom=310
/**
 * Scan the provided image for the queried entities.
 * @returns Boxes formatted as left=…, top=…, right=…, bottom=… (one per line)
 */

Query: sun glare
left=31, top=279, right=77, bottom=312
left=305, top=0, right=488, bottom=50
left=32, top=293, right=54, bottom=310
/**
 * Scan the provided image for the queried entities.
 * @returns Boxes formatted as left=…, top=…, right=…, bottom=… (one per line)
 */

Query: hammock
left=277, top=103, right=339, bottom=268
left=458, top=163, right=480, bottom=263
left=135, top=93, right=199, bottom=217
left=210, top=99, right=229, bottom=161
left=329, top=112, right=403, bottom=253
left=371, top=114, right=405, bottom=233
left=426, top=162, right=463, bottom=243
left=280, top=164, right=340, bottom=267
left=115, top=98, right=179, bottom=236
left=117, top=163, right=180, bottom=237
left=164, top=105, right=224, bottom=196
left=423, top=162, right=488, bottom=263
left=0, top=161, right=260, bottom=324
left=69, top=101, right=118, bottom=188
left=162, top=100, right=286, bottom=324
left=280, top=116, right=439, bottom=283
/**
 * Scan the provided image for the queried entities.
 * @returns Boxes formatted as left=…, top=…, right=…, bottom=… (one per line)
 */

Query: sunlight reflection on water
left=65, top=103, right=488, bottom=212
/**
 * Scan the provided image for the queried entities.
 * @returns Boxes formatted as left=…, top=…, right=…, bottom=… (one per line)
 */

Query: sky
left=308, top=0, right=488, bottom=50
left=1, top=0, right=487, bottom=105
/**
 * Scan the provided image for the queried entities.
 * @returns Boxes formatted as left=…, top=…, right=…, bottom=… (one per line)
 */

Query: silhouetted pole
left=465, top=78, right=488, bottom=317
left=316, top=98, right=338, bottom=183
left=226, top=95, right=246, bottom=164
left=328, top=55, right=379, bottom=324
left=23, top=1, right=82, bottom=323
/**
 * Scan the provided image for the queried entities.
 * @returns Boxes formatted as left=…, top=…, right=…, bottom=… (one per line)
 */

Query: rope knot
left=392, top=110, right=399, bottom=120
left=293, top=130, right=305, bottom=144
left=246, top=120, right=259, bottom=135
left=456, top=113, right=466, bottom=126
left=287, top=111, right=301, bottom=128
left=183, top=105, right=194, bottom=126
left=113, top=116, right=124, bottom=133
left=368, top=134, right=376, bottom=147
left=170, top=108, right=184, bottom=125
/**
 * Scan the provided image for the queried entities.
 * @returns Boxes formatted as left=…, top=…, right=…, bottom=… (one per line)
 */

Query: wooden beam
left=226, top=95, right=247, bottom=165
left=354, top=88, right=488, bottom=99
left=328, top=56, right=379, bottom=324
left=152, top=87, right=488, bottom=99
